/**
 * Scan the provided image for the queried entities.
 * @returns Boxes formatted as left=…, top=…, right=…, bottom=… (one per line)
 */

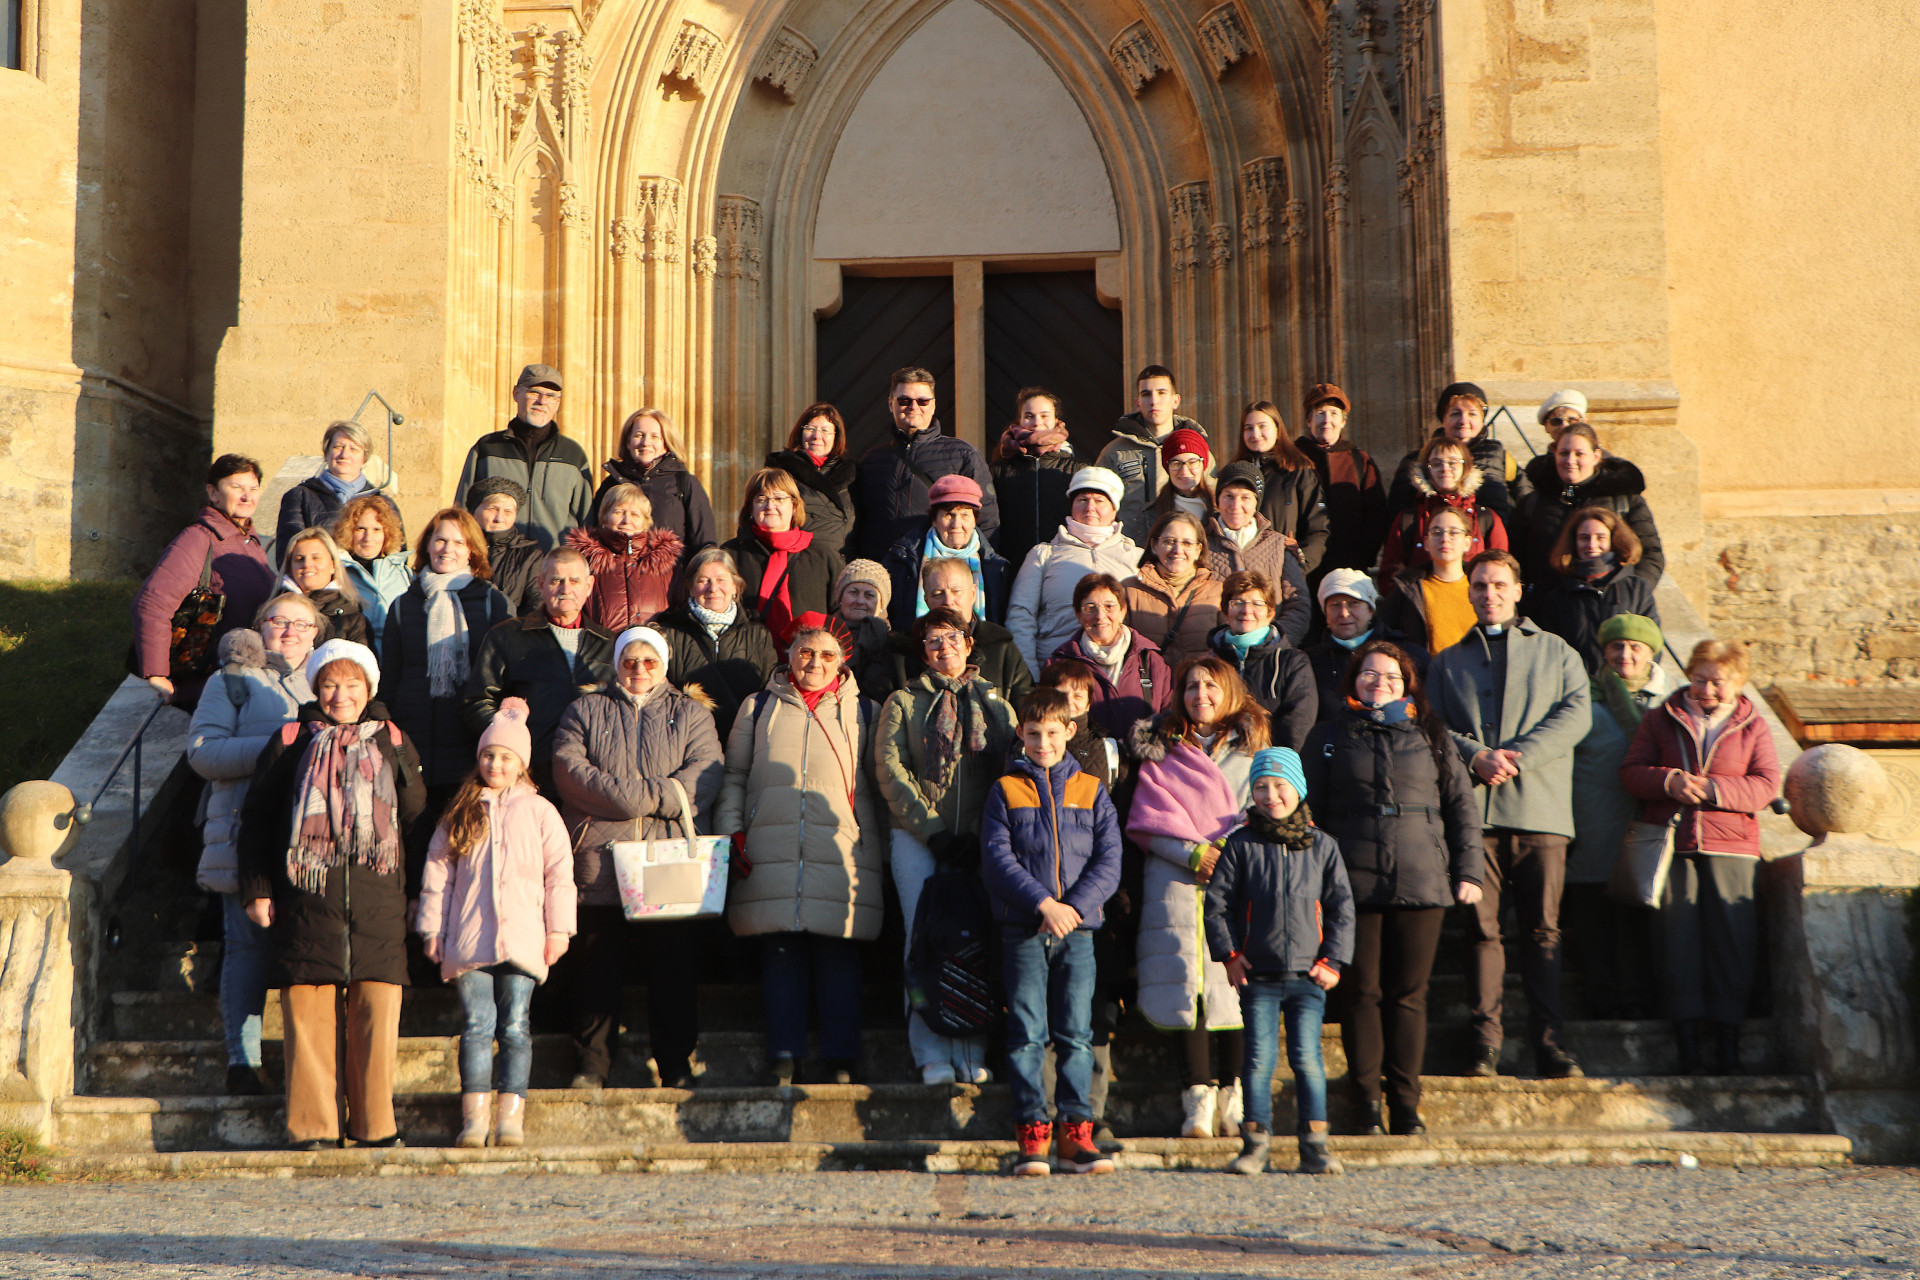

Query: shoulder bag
left=126, top=538, right=225, bottom=680
left=610, top=778, right=732, bottom=921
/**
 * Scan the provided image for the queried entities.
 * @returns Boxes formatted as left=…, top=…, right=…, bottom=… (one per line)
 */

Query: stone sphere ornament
left=0, top=781, right=80, bottom=862
left=1782, top=744, right=1889, bottom=838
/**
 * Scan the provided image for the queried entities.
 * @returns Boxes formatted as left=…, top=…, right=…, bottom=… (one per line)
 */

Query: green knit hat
left=1598, top=613, right=1662, bottom=652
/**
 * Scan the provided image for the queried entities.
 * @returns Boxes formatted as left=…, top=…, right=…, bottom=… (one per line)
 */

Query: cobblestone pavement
left=0, top=1166, right=1915, bottom=1277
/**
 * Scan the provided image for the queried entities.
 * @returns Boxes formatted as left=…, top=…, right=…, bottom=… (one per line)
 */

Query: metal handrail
left=349, top=391, right=406, bottom=494
left=67, top=691, right=173, bottom=895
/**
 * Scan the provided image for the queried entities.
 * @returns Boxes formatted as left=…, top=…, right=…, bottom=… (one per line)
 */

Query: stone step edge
left=40, top=1131, right=1852, bottom=1180
left=57, top=1074, right=1820, bottom=1115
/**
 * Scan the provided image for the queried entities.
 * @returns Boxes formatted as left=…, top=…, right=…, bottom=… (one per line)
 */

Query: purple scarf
left=1126, top=741, right=1239, bottom=848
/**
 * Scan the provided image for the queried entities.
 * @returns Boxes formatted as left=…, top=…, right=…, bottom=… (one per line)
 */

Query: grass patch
left=0, top=580, right=140, bottom=796
left=0, top=1126, right=51, bottom=1182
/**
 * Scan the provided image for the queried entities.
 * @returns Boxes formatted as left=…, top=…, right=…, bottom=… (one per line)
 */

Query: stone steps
left=40, top=1130, right=1853, bottom=1179
left=53, top=1076, right=1823, bottom=1154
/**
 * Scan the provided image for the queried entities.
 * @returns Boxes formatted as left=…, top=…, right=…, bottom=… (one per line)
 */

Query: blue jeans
left=1002, top=927, right=1096, bottom=1125
left=220, top=893, right=272, bottom=1068
left=761, top=932, right=865, bottom=1062
left=454, top=965, right=537, bottom=1095
left=1239, top=976, right=1329, bottom=1130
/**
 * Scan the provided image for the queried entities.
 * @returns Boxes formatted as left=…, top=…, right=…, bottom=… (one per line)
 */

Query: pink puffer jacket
left=417, top=783, right=578, bottom=982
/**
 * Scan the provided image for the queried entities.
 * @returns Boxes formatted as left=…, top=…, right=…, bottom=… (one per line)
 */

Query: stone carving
left=1283, top=197, right=1307, bottom=244
left=1324, top=161, right=1350, bottom=228
left=664, top=21, right=725, bottom=94
left=1240, top=156, right=1287, bottom=250
left=0, top=782, right=77, bottom=862
left=1208, top=223, right=1234, bottom=267
left=1198, top=3, right=1254, bottom=77
left=1111, top=22, right=1171, bottom=95
left=631, top=177, right=684, bottom=263
left=692, top=236, right=719, bottom=279
left=558, top=181, right=588, bottom=233
left=755, top=27, right=818, bottom=101
left=1785, top=744, right=1890, bottom=838
left=609, top=217, right=639, bottom=260
left=1352, top=0, right=1383, bottom=57
left=717, top=195, right=764, bottom=283
left=1169, top=182, right=1212, bottom=274
left=555, top=28, right=594, bottom=138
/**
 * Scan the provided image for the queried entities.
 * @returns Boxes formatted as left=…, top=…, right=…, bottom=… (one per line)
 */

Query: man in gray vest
left=1426, top=549, right=1591, bottom=1080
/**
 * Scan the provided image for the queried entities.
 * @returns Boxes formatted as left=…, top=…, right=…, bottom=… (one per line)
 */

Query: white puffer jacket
left=1005, top=524, right=1143, bottom=679
left=185, top=631, right=311, bottom=895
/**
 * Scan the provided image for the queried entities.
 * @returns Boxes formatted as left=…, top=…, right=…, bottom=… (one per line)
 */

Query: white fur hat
left=1537, top=389, right=1588, bottom=425
left=305, top=638, right=381, bottom=696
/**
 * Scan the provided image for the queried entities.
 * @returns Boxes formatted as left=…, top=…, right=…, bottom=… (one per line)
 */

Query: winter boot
left=493, top=1092, right=525, bottom=1148
left=1215, top=1079, right=1244, bottom=1136
left=1227, top=1122, right=1270, bottom=1175
left=1297, top=1124, right=1343, bottom=1176
left=1179, top=1084, right=1217, bottom=1138
left=1088, top=1043, right=1113, bottom=1140
left=1013, top=1122, right=1052, bottom=1176
left=1057, top=1120, right=1114, bottom=1175
left=455, top=1093, right=491, bottom=1149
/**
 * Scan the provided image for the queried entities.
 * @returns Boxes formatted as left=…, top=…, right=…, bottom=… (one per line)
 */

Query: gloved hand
left=728, top=831, right=751, bottom=879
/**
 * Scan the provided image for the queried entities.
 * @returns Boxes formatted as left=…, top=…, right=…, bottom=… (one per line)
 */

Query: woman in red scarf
left=721, top=468, right=846, bottom=647
left=1377, top=436, right=1508, bottom=580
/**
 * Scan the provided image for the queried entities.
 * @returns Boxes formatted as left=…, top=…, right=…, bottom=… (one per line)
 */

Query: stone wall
left=1709, top=515, right=1920, bottom=684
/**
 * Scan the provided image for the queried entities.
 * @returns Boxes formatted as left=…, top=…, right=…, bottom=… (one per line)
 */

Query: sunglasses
left=894, top=396, right=933, bottom=408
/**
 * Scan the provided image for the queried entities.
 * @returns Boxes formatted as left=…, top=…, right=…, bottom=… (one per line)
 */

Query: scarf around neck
left=689, top=598, right=739, bottom=639
left=1348, top=696, right=1416, bottom=725
left=923, top=666, right=988, bottom=796
left=916, top=529, right=986, bottom=619
left=1247, top=802, right=1315, bottom=850
left=285, top=721, right=402, bottom=894
left=418, top=569, right=475, bottom=697
left=798, top=672, right=840, bottom=713
left=316, top=470, right=369, bottom=503
left=1080, top=628, right=1131, bottom=680
left=1573, top=551, right=1619, bottom=581
left=1223, top=625, right=1271, bottom=653
left=1220, top=520, right=1258, bottom=550
left=753, top=524, right=814, bottom=644
left=1331, top=628, right=1373, bottom=651
left=1064, top=517, right=1117, bottom=546
left=1597, top=669, right=1653, bottom=734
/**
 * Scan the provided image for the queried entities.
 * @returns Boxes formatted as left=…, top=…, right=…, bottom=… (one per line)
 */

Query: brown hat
left=514, top=363, right=563, bottom=392
left=1305, top=382, right=1350, bottom=414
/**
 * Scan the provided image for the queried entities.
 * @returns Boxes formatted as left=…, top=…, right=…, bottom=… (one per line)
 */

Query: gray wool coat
left=1426, top=620, right=1592, bottom=838
left=551, top=683, right=725, bottom=907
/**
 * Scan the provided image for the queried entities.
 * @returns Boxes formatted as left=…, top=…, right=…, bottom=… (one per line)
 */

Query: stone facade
left=1709, top=515, right=1920, bottom=684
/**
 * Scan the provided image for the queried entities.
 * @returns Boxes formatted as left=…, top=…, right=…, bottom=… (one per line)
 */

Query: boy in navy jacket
left=981, top=686, right=1122, bottom=1176
left=1205, top=747, right=1355, bottom=1176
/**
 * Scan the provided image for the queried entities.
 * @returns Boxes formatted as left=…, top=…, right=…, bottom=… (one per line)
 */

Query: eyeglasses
left=620, top=657, right=662, bottom=671
left=262, top=617, right=317, bottom=633
left=1428, top=459, right=1465, bottom=471
left=1428, top=527, right=1471, bottom=541
left=894, top=396, right=933, bottom=408
left=1156, top=537, right=1200, bottom=552
left=923, top=632, right=967, bottom=650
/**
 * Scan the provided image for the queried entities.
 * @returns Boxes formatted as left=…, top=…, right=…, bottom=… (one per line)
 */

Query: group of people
left=129, top=360, right=1779, bottom=1176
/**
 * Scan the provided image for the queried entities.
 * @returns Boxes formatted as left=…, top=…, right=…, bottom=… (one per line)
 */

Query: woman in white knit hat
left=1005, top=466, right=1143, bottom=680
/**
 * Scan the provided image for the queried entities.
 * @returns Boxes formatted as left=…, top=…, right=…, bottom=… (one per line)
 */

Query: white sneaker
left=968, top=1066, right=993, bottom=1085
left=922, top=1063, right=958, bottom=1086
left=1215, top=1080, right=1244, bottom=1136
left=1180, top=1084, right=1217, bottom=1138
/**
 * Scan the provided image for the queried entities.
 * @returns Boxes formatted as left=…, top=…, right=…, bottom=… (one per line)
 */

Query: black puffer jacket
left=464, top=614, right=617, bottom=767
left=721, top=532, right=845, bottom=641
left=1388, top=430, right=1518, bottom=520
left=853, top=421, right=1000, bottom=561
left=652, top=602, right=779, bottom=738
left=1207, top=625, right=1317, bottom=751
left=1255, top=461, right=1331, bottom=573
left=1302, top=628, right=1429, bottom=723
left=593, top=453, right=718, bottom=575
left=237, top=701, right=426, bottom=985
left=276, top=477, right=390, bottom=556
left=1513, top=454, right=1664, bottom=588
left=1204, top=825, right=1355, bottom=975
left=382, top=576, right=513, bottom=785
left=1523, top=564, right=1662, bottom=676
left=1301, top=705, right=1483, bottom=908
left=991, top=441, right=1081, bottom=570
left=484, top=527, right=546, bottom=616
left=764, top=449, right=858, bottom=560
left=307, top=586, right=374, bottom=649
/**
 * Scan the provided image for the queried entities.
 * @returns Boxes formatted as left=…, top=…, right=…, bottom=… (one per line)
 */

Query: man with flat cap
left=456, top=363, right=595, bottom=550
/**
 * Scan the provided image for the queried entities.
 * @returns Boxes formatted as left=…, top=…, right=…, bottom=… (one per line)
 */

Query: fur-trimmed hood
left=1522, top=450, right=1646, bottom=500
left=565, top=524, right=684, bottom=576
left=1128, top=705, right=1268, bottom=764
left=1410, top=458, right=1486, bottom=500
left=216, top=627, right=296, bottom=677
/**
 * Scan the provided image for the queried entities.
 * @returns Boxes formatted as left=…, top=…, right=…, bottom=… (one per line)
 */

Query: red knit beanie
left=1160, top=427, right=1211, bottom=471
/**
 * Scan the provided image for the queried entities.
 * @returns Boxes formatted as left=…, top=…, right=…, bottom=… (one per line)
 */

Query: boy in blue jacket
left=981, top=686, right=1123, bottom=1176
left=1205, top=747, right=1355, bottom=1176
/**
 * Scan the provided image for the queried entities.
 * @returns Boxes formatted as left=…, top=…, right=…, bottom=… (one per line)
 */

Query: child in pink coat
left=416, top=697, right=577, bottom=1148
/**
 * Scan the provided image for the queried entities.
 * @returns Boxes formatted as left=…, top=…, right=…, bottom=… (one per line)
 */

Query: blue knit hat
left=1248, top=747, right=1308, bottom=801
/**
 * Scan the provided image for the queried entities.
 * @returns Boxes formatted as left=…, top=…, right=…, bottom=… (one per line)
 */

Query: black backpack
left=906, top=869, right=1000, bottom=1038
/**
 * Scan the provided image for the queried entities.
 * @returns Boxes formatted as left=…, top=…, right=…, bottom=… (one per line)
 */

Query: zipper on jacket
left=794, top=699, right=810, bottom=931
left=1044, top=765, right=1063, bottom=899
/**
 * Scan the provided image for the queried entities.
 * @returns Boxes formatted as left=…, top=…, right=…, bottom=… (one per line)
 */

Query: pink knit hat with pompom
left=477, top=696, right=534, bottom=768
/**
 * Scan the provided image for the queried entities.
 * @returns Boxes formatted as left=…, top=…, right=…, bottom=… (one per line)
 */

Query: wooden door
left=984, top=271, right=1123, bottom=461
left=815, top=275, right=955, bottom=462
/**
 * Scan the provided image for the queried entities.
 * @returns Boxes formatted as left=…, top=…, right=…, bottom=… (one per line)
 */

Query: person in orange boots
left=981, top=687, right=1123, bottom=1176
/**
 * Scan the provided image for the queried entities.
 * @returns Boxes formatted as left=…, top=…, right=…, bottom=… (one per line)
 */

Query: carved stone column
left=0, top=781, right=79, bottom=1144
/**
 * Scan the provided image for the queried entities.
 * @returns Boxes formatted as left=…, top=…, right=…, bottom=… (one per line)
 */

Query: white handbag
left=609, top=779, right=731, bottom=922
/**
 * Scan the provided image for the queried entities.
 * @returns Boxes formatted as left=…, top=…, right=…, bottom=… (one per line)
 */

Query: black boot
left=1673, top=1021, right=1703, bottom=1076
left=1387, top=1105, right=1426, bottom=1137
left=1710, top=1021, right=1743, bottom=1075
left=1296, top=1130, right=1344, bottom=1175
left=1359, top=1102, right=1385, bottom=1136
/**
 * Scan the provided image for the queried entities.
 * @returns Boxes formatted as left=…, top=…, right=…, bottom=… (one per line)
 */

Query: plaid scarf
left=285, top=723, right=402, bottom=894
left=924, top=667, right=988, bottom=795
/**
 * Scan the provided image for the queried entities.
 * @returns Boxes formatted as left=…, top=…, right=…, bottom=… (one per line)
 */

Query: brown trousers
left=283, top=982, right=402, bottom=1143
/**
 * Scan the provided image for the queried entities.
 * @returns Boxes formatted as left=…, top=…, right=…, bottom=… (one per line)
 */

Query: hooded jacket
left=186, top=631, right=313, bottom=895
left=593, top=452, right=718, bottom=575
left=455, top=418, right=595, bottom=551
left=1302, top=704, right=1485, bottom=907
left=564, top=525, right=684, bottom=634
left=764, top=448, right=858, bottom=561
left=877, top=669, right=1019, bottom=843
left=1006, top=522, right=1145, bottom=678
left=1048, top=628, right=1172, bottom=738
left=381, top=575, right=513, bottom=786
left=1097, top=411, right=1204, bottom=546
left=236, top=701, right=427, bottom=986
left=416, top=783, right=578, bottom=983
left=981, top=755, right=1122, bottom=931
left=1202, top=514, right=1313, bottom=647
left=1377, top=460, right=1510, bottom=580
left=1388, top=429, right=1519, bottom=520
left=1123, top=563, right=1224, bottom=672
left=1207, top=624, right=1317, bottom=751
left=463, top=614, right=617, bottom=768
left=881, top=521, right=1014, bottom=628
left=483, top=526, right=547, bottom=616
left=852, top=420, right=1000, bottom=561
left=990, top=438, right=1081, bottom=570
left=1514, top=453, right=1665, bottom=588
left=1426, top=620, right=1593, bottom=837
left=1524, top=562, right=1662, bottom=676
left=1620, top=691, right=1782, bottom=859
left=342, top=551, right=413, bottom=650
left=1295, top=434, right=1388, bottom=573
left=552, top=683, right=726, bottom=906
left=1204, top=824, right=1355, bottom=976
left=651, top=601, right=780, bottom=739
left=132, top=506, right=277, bottom=707
left=715, top=674, right=887, bottom=940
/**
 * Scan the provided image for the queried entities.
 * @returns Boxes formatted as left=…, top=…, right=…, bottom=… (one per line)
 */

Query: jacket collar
left=1010, top=753, right=1080, bottom=789
left=517, top=612, right=613, bottom=641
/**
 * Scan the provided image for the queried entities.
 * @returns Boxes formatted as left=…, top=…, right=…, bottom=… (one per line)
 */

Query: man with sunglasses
left=853, top=366, right=1000, bottom=562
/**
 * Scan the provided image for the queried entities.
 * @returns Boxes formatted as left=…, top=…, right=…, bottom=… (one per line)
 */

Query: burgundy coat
left=564, top=526, right=684, bottom=635
left=1619, top=692, right=1782, bottom=858
left=1049, top=628, right=1173, bottom=740
left=131, top=507, right=276, bottom=708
